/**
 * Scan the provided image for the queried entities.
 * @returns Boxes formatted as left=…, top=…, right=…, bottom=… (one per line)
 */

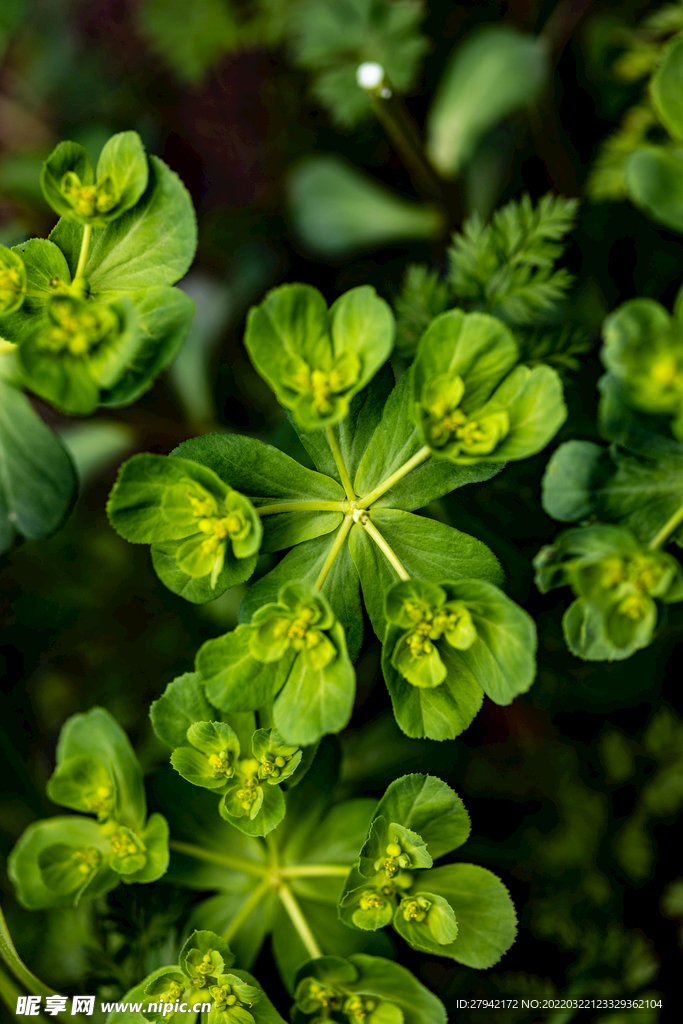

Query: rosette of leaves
left=8, top=708, right=169, bottom=909
left=411, top=308, right=566, bottom=464
left=104, top=930, right=286, bottom=1023
left=149, top=739, right=395, bottom=993
left=151, top=672, right=316, bottom=837
left=197, top=582, right=355, bottom=747
left=534, top=524, right=683, bottom=661
left=107, top=453, right=263, bottom=601
left=381, top=578, right=536, bottom=740
left=243, top=283, right=394, bottom=430
left=339, top=774, right=517, bottom=969
left=0, top=130, right=196, bottom=415
left=292, top=953, right=446, bottom=1024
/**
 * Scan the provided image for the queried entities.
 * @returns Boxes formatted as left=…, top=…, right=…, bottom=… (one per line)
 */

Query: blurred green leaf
left=625, top=146, right=683, bottom=234
left=426, top=27, right=547, bottom=178
left=287, top=156, right=445, bottom=257
left=136, top=0, right=240, bottom=85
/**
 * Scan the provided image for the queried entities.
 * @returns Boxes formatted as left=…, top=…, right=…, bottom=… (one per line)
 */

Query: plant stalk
left=279, top=864, right=351, bottom=878
left=278, top=883, right=323, bottom=960
left=223, top=879, right=272, bottom=944
left=315, top=515, right=354, bottom=590
left=649, top=502, right=683, bottom=549
left=326, top=425, right=356, bottom=500
left=168, top=840, right=267, bottom=877
left=74, top=223, right=92, bottom=281
left=256, top=501, right=345, bottom=516
left=361, top=516, right=411, bottom=581
left=358, top=445, right=431, bottom=508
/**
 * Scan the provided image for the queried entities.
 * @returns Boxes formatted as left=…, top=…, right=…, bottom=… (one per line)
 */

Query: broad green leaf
left=105, top=968, right=172, bottom=1023
left=0, top=370, right=76, bottom=553
left=485, top=364, right=566, bottom=463
left=100, top=285, right=195, bottom=407
left=416, top=863, right=517, bottom=968
left=1, top=238, right=72, bottom=345
left=137, top=0, right=240, bottom=85
left=150, top=671, right=216, bottom=749
left=56, top=707, right=146, bottom=832
left=348, top=510, right=503, bottom=641
left=46, top=755, right=115, bottom=818
left=197, top=626, right=293, bottom=713
left=287, top=799, right=376, bottom=905
left=8, top=816, right=117, bottom=910
left=171, top=432, right=345, bottom=552
left=371, top=774, right=470, bottom=860
left=0, top=242, right=26, bottom=314
left=383, top=641, right=485, bottom=740
left=651, top=34, right=683, bottom=141
left=354, top=365, right=502, bottom=510
left=541, top=440, right=606, bottom=522
left=244, top=283, right=394, bottom=431
left=562, top=597, right=647, bottom=662
left=50, top=155, right=197, bottom=290
left=239, top=531, right=364, bottom=661
left=273, top=620, right=356, bottom=747
left=427, top=26, right=547, bottom=177
left=625, top=147, right=683, bottom=234
left=287, top=156, right=444, bottom=258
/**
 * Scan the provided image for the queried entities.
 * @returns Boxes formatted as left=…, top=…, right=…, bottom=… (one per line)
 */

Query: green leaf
left=137, top=0, right=240, bottom=85
left=106, top=968, right=171, bottom=1023
left=96, top=131, right=149, bottom=217
left=150, top=671, right=216, bottom=749
left=272, top=620, right=356, bottom=747
left=197, top=626, right=294, bottom=713
left=0, top=370, right=76, bottom=553
left=220, top=778, right=286, bottom=837
left=0, top=238, right=71, bottom=345
left=40, top=141, right=94, bottom=222
left=289, top=0, right=428, bottom=128
left=243, top=283, right=394, bottom=431
left=651, top=34, right=683, bottom=141
left=562, top=597, right=651, bottom=662
left=151, top=540, right=258, bottom=603
left=348, top=510, right=503, bottom=641
left=50, top=154, right=197, bottom=290
left=370, top=774, right=470, bottom=860
left=346, top=954, right=447, bottom=1024
left=382, top=644, right=484, bottom=741
left=55, top=707, right=146, bottom=832
left=239, top=532, right=364, bottom=661
left=100, top=286, right=196, bottom=407
left=171, top=432, right=344, bottom=552
left=625, top=147, right=683, bottom=234
left=483, top=364, right=567, bottom=463
left=541, top=440, right=606, bottom=522
left=179, top=927, right=235, bottom=977
left=353, top=366, right=503, bottom=510
left=46, top=755, right=116, bottom=819
left=427, top=26, right=547, bottom=177
left=287, top=156, right=444, bottom=258
left=124, top=812, right=170, bottom=883
left=415, top=863, right=517, bottom=968
left=8, top=816, right=118, bottom=910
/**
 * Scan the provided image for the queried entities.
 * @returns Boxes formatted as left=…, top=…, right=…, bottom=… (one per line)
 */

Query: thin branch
left=278, top=883, right=323, bottom=960
left=358, top=446, right=431, bottom=509
left=326, top=425, right=356, bottom=500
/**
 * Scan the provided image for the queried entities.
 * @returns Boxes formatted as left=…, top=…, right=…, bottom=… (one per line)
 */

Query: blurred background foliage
left=0, top=0, right=681, bottom=1020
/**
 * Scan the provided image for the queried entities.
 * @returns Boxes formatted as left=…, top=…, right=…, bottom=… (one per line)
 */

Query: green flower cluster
left=8, top=709, right=169, bottom=909
left=0, top=131, right=196, bottom=415
left=171, top=721, right=302, bottom=836
left=535, top=524, right=683, bottom=660
left=412, top=308, right=566, bottom=464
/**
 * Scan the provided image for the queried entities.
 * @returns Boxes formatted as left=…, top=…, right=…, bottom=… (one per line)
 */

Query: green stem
left=649, top=502, right=683, bottom=549
left=356, top=63, right=444, bottom=201
left=326, top=425, right=356, bottom=501
left=0, top=905, right=59, bottom=999
left=0, top=965, right=27, bottom=1023
left=223, top=879, right=271, bottom=944
left=74, top=223, right=92, bottom=281
left=279, top=864, right=351, bottom=878
left=278, top=883, right=323, bottom=960
left=256, top=501, right=344, bottom=516
left=361, top=517, right=411, bottom=581
left=168, top=840, right=267, bottom=877
left=315, top=515, right=354, bottom=590
left=358, top=446, right=431, bottom=509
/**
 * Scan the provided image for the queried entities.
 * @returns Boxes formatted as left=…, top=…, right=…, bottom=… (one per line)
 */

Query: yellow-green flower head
left=252, top=727, right=302, bottom=784
left=208, top=974, right=261, bottom=1024
left=420, top=370, right=510, bottom=459
left=385, top=580, right=478, bottom=688
left=294, top=976, right=344, bottom=1014
left=250, top=583, right=337, bottom=667
left=36, top=295, right=119, bottom=358
left=0, top=245, right=27, bottom=315
left=107, top=826, right=147, bottom=874
left=38, top=842, right=102, bottom=896
left=170, top=721, right=241, bottom=792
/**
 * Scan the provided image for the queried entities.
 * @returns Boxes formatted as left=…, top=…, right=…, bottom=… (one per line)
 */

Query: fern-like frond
left=394, top=263, right=451, bottom=356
